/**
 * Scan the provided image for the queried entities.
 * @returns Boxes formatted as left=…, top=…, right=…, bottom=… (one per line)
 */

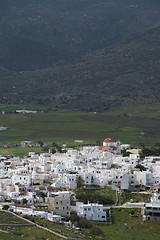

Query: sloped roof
left=103, top=138, right=113, bottom=143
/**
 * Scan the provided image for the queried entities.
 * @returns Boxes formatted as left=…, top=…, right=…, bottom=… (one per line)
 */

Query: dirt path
left=0, top=228, right=9, bottom=234
left=0, top=210, right=83, bottom=239
left=0, top=210, right=68, bottom=239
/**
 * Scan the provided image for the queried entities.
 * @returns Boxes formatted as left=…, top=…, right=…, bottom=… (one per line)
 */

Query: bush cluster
left=140, top=147, right=160, bottom=158
left=70, top=212, right=103, bottom=236
left=75, top=189, right=115, bottom=205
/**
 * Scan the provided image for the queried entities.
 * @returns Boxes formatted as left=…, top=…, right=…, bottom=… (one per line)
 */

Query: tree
left=52, top=142, right=63, bottom=153
left=42, top=146, right=49, bottom=152
left=135, top=164, right=146, bottom=171
left=140, top=147, right=160, bottom=158
left=39, top=191, right=47, bottom=198
left=38, top=140, right=44, bottom=147
left=52, top=148, right=56, bottom=154
left=121, top=149, right=131, bottom=157
left=52, top=142, right=58, bottom=148
left=3, top=205, right=9, bottom=210
left=22, top=198, right=28, bottom=205
left=96, top=141, right=101, bottom=146
left=76, top=176, right=85, bottom=188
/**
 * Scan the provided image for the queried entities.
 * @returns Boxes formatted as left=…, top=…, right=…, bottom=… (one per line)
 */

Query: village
left=0, top=138, right=160, bottom=228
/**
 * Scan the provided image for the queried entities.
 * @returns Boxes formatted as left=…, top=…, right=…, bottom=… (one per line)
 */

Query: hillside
left=0, top=27, right=160, bottom=110
left=0, top=0, right=160, bottom=109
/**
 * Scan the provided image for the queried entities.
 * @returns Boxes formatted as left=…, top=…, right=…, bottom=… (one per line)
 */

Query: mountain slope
left=0, top=27, right=160, bottom=110
left=0, top=0, right=160, bottom=71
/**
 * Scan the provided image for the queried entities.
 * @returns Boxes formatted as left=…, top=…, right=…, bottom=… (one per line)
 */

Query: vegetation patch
left=119, top=192, right=151, bottom=205
left=0, top=105, right=159, bottom=150
left=97, top=208, right=160, bottom=240
left=74, top=188, right=116, bottom=205
left=0, top=211, right=60, bottom=239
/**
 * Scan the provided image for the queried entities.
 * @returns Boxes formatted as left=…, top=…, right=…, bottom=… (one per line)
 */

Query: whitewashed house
left=11, top=174, right=31, bottom=186
left=136, top=171, right=154, bottom=187
left=72, top=202, right=106, bottom=221
left=142, top=193, right=160, bottom=221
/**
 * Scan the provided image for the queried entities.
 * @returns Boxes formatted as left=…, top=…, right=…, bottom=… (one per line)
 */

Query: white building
left=11, top=174, right=31, bottom=186
left=72, top=202, right=106, bottom=221
left=142, top=193, right=160, bottom=221
left=136, top=171, right=154, bottom=187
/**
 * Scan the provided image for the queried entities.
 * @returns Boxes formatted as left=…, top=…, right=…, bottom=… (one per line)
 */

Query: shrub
left=92, top=225, right=104, bottom=236
left=3, top=205, right=9, bottom=210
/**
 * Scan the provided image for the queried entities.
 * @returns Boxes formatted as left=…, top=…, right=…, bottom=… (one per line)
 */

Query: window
left=102, top=216, right=105, bottom=218
left=84, top=208, right=87, bottom=211
left=153, top=208, right=158, bottom=210
left=88, top=208, right=91, bottom=211
left=55, top=207, right=59, bottom=209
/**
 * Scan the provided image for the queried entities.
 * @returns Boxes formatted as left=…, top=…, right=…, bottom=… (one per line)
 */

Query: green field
left=27, top=216, right=91, bottom=240
left=0, top=211, right=60, bottom=240
left=0, top=104, right=160, bottom=149
left=0, top=147, right=43, bottom=158
left=0, top=211, right=91, bottom=240
left=98, top=208, right=160, bottom=240
left=0, top=206, right=160, bottom=239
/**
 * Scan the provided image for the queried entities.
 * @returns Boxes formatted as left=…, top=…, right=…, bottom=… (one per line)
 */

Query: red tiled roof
left=103, top=138, right=113, bottom=143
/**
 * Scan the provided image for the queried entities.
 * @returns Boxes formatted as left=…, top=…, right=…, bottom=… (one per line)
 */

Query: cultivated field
left=0, top=104, right=159, bottom=149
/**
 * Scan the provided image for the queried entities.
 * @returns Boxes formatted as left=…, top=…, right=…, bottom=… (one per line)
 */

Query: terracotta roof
left=103, top=149, right=110, bottom=152
left=103, top=138, right=113, bottom=143
left=103, top=147, right=111, bottom=151
left=99, top=146, right=111, bottom=151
